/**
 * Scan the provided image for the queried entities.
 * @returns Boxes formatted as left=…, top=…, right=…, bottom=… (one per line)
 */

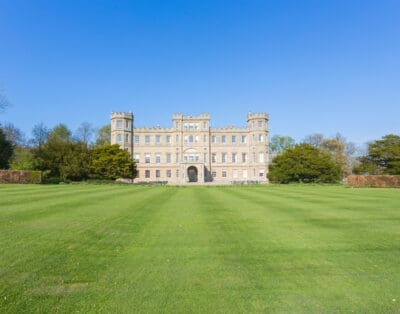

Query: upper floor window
left=156, top=154, right=161, bottom=163
left=259, top=134, right=264, bottom=142
left=155, top=135, right=161, bottom=144
left=212, top=153, right=216, bottom=163
left=134, top=154, right=140, bottom=163
left=212, top=136, right=216, bottom=143
left=166, top=135, right=171, bottom=144
left=242, top=153, right=247, bottom=163
left=221, top=153, right=227, bottom=163
left=241, top=135, right=247, bottom=143
left=125, top=134, right=129, bottom=143
left=145, top=154, right=151, bottom=163
left=126, top=121, right=129, bottom=129
left=232, top=153, right=237, bottom=163
left=145, top=135, right=150, bottom=144
left=134, top=135, right=139, bottom=144
left=116, top=120, right=123, bottom=129
left=232, top=135, right=236, bottom=143
left=117, top=134, right=122, bottom=142
left=166, top=153, right=171, bottom=163
left=221, top=135, right=226, bottom=144
left=258, top=120, right=263, bottom=127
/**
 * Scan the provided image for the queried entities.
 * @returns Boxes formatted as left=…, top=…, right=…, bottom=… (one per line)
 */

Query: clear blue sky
left=0, top=0, right=399, bottom=144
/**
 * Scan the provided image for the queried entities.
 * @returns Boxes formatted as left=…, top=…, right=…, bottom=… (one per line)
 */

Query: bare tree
left=75, top=122, right=94, bottom=146
left=31, top=122, right=49, bottom=149
left=1, top=123, right=25, bottom=146
left=0, top=90, right=11, bottom=113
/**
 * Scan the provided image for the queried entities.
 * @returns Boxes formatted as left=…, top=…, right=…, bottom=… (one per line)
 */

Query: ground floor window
left=212, top=171, right=216, bottom=178
left=145, top=170, right=150, bottom=178
left=156, top=170, right=161, bottom=178
left=222, top=171, right=227, bottom=178
left=166, top=170, right=171, bottom=178
left=176, top=169, right=180, bottom=178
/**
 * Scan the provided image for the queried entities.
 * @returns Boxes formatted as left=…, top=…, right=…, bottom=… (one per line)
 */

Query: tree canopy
left=268, top=143, right=341, bottom=183
left=354, top=134, right=400, bottom=175
left=0, top=128, right=14, bottom=169
left=270, top=135, right=295, bottom=154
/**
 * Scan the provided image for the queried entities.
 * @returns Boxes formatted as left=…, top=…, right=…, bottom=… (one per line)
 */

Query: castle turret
left=247, top=112, right=269, bottom=179
left=110, top=112, right=134, bottom=156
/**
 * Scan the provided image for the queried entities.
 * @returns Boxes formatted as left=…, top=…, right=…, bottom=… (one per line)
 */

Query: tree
left=268, top=143, right=341, bottom=183
left=354, top=134, right=400, bottom=175
left=270, top=135, right=295, bottom=154
left=32, top=124, right=90, bottom=181
left=10, top=147, right=35, bottom=170
left=303, top=133, right=324, bottom=147
left=31, top=122, right=49, bottom=149
left=95, top=124, right=111, bottom=146
left=0, top=128, right=14, bottom=169
left=90, top=144, right=136, bottom=180
left=0, top=90, right=10, bottom=113
left=1, top=122, right=25, bottom=146
left=75, top=122, right=94, bottom=146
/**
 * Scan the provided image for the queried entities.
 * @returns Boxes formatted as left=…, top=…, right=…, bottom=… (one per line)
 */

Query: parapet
left=110, top=112, right=134, bottom=120
left=172, top=113, right=210, bottom=120
left=247, top=112, right=269, bottom=120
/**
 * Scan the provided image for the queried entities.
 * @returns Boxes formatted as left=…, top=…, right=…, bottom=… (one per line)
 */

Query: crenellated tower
left=110, top=112, right=134, bottom=156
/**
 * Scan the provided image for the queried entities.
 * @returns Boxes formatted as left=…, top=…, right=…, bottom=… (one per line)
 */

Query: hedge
left=346, top=175, right=400, bottom=188
left=0, top=170, right=42, bottom=184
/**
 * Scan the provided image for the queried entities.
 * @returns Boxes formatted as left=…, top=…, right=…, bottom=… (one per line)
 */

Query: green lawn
left=0, top=184, right=399, bottom=313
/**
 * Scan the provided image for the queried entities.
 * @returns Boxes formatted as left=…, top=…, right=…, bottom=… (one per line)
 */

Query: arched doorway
left=187, top=166, right=198, bottom=183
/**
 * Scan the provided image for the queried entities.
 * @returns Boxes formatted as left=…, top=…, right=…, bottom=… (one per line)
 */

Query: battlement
left=172, top=113, right=210, bottom=120
left=111, top=112, right=133, bottom=120
left=247, top=112, right=269, bottom=120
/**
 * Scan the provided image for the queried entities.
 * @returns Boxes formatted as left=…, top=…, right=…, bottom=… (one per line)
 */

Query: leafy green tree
left=95, top=124, right=111, bottom=146
left=0, top=128, right=14, bottom=169
left=270, top=135, right=295, bottom=154
left=354, top=134, right=400, bottom=175
left=268, top=143, right=341, bottom=183
left=90, top=144, right=136, bottom=180
left=10, top=147, right=35, bottom=170
left=32, top=124, right=90, bottom=181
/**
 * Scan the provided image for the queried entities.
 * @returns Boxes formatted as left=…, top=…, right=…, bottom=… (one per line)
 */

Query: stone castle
left=110, top=112, right=269, bottom=184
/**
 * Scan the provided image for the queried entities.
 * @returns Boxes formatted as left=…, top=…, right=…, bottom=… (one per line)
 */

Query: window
left=116, top=120, right=123, bottom=128
left=166, top=170, right=171, bottom=178
left=259, top=134, right=263, bottom=142
left=212, top=136, right=216, bottom=143
left=232, top=135, right=236, bottom=143
left=145, top=154, right=150, bottom=163
left=203, top=153, right=207, bottom=162
left=212, top=171, right=216, bottom=178
left=145, top=170, right=150, bottom=178
left=222, top=171, right=227, bottom=178
left=212, top=153, right=216, bottom=163
left=145, top=135, right=150, bottom=144
left=176, top=153, right=179, bottom=162
left=176, top=135, right=179, bottom=143
left=232, top=153, right=237, bottom=163
left=126, top=120, right=129, bottom=129
left=242, top=153, right=247, bottom=163
left=125, top=134, right=129, bottom=143
left=221, top=153, right=226, bottom=163
left=166, top=135, right=171, bottom=144
left=221, top=135, right=226, bottom=143
left=258, top=120, right=263, bottom=127
left=117, top=134, right=122, bottom=142
left=241, top=135, right=247, bottom=143
left=243, top=170, right=248, bottom=178
left=176, top=169, right=180, bottom=177
left=156, top=170, right=160, bottom=178
left=156, top=154, right=161, bottom=163
left=259, top=152, right=264, bottom=163
left=166, top=153, right=171, bottom=163
left=189, top=135, right=194, bottom=143
left=134, top=154, right=140, bottom=163
left=204, top=135, right=207, bottom=143
left=134, top=135, right=139, bottom=144
left=155, top=135, right=161, bottom=144
left=259, top=169, right=265, bottom=177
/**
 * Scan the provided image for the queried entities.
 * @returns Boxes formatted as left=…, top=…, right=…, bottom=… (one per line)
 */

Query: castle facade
left=110, top=112, right=269, bottom=184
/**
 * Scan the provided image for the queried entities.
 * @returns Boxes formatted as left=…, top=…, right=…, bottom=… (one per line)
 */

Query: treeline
left=268, top=133, right=400, bottom=183
left=0, top=122, right=135, bottom=183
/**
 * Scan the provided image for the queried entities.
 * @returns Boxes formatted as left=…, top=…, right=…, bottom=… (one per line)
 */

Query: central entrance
left=187, top=166, right=198, bottom=183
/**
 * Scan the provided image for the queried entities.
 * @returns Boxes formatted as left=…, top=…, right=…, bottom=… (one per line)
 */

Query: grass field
left=0, top=184, right=399, bottom=313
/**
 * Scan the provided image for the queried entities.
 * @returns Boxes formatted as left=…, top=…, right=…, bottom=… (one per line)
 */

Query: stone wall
left=0, top=170, right=42, bottom=184
left=346, top=175, right=400, bottom=188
